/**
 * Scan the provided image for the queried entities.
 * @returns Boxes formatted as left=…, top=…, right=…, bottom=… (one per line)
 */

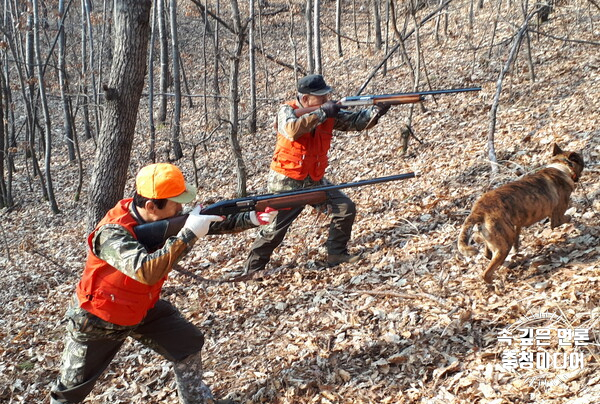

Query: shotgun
left=295, top=87, right=481, bottom=116
left=134, top=172, right=417, bottom=250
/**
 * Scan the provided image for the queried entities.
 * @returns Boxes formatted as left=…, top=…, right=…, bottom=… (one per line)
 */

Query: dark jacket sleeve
left=207, top=211, right=258, bottom=235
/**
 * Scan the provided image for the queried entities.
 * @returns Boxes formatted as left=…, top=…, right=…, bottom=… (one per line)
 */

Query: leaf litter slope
left=0, top=1, right=599, bottom=403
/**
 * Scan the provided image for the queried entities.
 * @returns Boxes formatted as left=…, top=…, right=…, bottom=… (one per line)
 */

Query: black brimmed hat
left=297, top=74, right=333, bottom=96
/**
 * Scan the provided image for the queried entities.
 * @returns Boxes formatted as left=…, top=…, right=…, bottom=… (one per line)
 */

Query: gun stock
left=133, top=172, right=416, bottom=250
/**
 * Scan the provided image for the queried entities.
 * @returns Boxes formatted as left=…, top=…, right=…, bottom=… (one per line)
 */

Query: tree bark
left=313, top=0, right=322, bottom=74
left=33, top=0, right=60, bottom=213
left=58, top=0, right=76, bottom=162
left=0, top=70, right=11, bottom=208
left=248, top=0, right=257, bottom=134
left=79, top=0, right=93, bottom=140
left=148, top=0, right=158, bottom=162
left=169, top=0, right=183, bottom=160
left=372, top=0, right=382, bottom=50
left=228, top=0, right=248, bottom=197
left=87, top=0, right=152, bottom=230
left=305, top=0, right=314, bottom=73
left=82, top=0, right=101, bottom=139
left=157, top=0, right=169, bottom=123
left=335, top=0, right=343, bottom=56
left=488, top=13, right=533, bottom=173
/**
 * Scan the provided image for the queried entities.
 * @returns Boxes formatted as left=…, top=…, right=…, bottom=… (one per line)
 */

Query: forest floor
left=1, top=1, right=599, bottom=403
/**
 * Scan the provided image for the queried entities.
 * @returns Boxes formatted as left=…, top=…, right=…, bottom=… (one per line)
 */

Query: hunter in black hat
left=242, top=74, right=392, bottom=274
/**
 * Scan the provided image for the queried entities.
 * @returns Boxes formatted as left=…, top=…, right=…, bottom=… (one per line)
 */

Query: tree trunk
left=353, top=0, right=360, bottom=49
left=33, top=0, right=60, bottom=213
left=148, top=0, right=158, bottom=162
left=58, top=0, right=76, bottom=162
left=288, top=2, right=299, bottom=82
left=83, top=0, right=101, bottom=139
left=313, top=0, right=322, bottom=74
left=248, top=0, right=257, bottom=134
left=79, top=0, right=93, bottom=140
left=372, top=0, right=382, bottom=50
left=169, top=0, right=183, bottom=160
left=0, top=70, right=12, bottom=208
left=335, top=0, right=343, bottom=56
left=213, top=0, right=221, bottom=115
left=87, top=0, right=152, bottom=230
left=305, top=0, right=314, bottom=74
left=228, top=0, right=247, bottom=197
left=488, top=14, right=533, bottom=173
left=157, top=0, right=169, bottom=123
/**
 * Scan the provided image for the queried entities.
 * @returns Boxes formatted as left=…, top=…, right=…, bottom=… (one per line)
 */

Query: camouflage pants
left=244, top=171, right=356, bottom=272
left=50, top=297, right=212, bottom=403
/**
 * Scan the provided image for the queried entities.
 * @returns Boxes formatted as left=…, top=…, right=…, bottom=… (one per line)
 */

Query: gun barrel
left=254, top=172, right=416, bottom=202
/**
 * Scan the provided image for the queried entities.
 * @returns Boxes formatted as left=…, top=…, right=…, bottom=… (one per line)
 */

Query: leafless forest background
left=0, top=0, right=599, bottom=403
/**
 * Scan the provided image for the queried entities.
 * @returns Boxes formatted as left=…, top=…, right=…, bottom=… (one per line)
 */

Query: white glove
left=183, top=206, right=224, bottom=238
left=250, top=207, right=278, bottom=226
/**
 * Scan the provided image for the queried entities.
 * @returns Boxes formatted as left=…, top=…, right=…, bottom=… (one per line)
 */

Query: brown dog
left=457, top=144, right=585, bottom=283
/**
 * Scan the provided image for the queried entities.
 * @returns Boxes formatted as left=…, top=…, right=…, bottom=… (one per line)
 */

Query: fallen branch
left=340, top=288, right=449, bottom=307
left=30, top=248, right=68, bottom=272
left=525, top=29, right=600, bottom=46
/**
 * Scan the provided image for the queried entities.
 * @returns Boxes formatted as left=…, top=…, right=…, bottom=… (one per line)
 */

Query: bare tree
left=227, top=0, right=248, bottom=196
left=313, top=0, right=322, bottom=74
left=0, top=70, right=12, bottom=208
left=87, top=0, right=152, bottom=229
left=147, top=0, right=158, bottom=162
left=58, top=0, right=75, bottom=162
left=488, top=10, right=537, bottom=173
left=335, top=0, right=343, bottom=56
left=157, top=0, right=169, bottom=123
left=288, top=0, right=300, bottom=81
left=248, top=0, right=257, bottom=134
left=33, top=0, right=60, bottom=213
left=79, top=0, right=93, bottom=141
left=82, top=0, right=101, bottom=138
left=169, top=0, right=183, bottom=160
left=305, top=0, right=314, bottom=73
left=372, top=0, right=383, bottom=50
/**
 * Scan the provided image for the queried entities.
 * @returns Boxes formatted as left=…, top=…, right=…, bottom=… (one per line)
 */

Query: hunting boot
left=327, top=252, right=361, bottom=267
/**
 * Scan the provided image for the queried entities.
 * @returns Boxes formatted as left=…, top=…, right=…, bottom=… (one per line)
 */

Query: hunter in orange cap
left=51, top=163, right=278, bottom=404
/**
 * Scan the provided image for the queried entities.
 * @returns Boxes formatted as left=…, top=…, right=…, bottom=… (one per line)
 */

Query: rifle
left=294, top=87, right=481, bottom=116
left=134, top=172, right=417, bottom=250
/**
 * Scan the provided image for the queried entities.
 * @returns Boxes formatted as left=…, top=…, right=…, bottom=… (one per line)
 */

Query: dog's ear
left=552, top=143, right=563, bottom=156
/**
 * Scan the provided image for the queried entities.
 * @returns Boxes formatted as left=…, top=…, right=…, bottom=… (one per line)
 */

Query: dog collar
left=547, top=162, right=578, bottom=182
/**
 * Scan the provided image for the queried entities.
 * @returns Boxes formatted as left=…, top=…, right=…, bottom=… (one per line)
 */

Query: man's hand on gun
left=374, top=102, right=391, bottom=117
left=320, top=100, right=341, bottom=118
left=250, top=207, right=278, bottom=226
left=183, top=206, right=224, bottom=238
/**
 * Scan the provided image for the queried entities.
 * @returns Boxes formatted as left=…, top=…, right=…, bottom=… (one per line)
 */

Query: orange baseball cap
left=135, top=163, right=197, bottom=203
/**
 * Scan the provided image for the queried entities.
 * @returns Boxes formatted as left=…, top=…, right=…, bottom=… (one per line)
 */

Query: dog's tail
left=457, top=213, right=481, bottom=256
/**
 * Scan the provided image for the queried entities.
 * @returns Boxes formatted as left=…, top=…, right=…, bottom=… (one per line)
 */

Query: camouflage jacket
left=90, top=203, right=257, bottom=285
left=276, top=98, right=381, bottom=142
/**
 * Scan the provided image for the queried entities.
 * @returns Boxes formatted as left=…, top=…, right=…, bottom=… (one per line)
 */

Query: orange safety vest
left=270, top=100, right=336, bottom=181
left=76, top=198, right=166, bottom=326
